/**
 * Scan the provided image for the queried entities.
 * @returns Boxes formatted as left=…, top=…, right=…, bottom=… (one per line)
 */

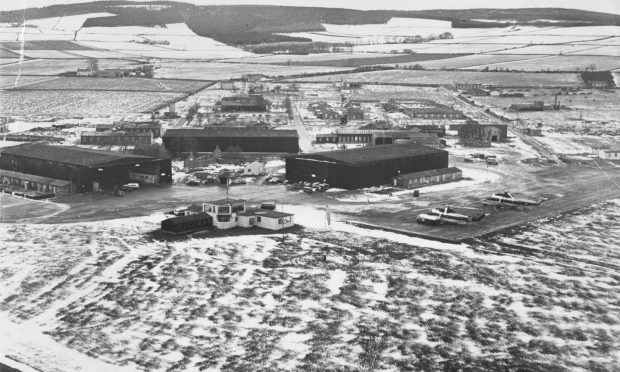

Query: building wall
left=286, top=151, right=448, bottom=189
left=600, top=150, right=620, bottom=160
left=256, top=216, right=294, bottom=230
left=0, top=175, right=72, bottom=196
left=163, top=136, right=300, bottom=155
left=394, top=169, right=462, bottom=189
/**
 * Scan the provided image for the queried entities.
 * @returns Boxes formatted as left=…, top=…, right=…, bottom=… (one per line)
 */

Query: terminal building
left=0, top=143, right=171, bottom=193
left=286, top=142, right=448, bottom=189
left=163, top=127, right=299, bottom=155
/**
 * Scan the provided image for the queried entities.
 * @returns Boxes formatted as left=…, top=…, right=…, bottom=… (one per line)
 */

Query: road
left=290, top=101, right=315, bottom=153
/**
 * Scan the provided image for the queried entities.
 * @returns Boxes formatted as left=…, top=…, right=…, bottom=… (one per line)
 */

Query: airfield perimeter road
left=3, top=160, right=620, bottom=243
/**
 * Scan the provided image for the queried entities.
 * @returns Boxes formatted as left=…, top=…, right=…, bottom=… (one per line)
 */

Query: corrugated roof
left=0, top=169, right=72, bottom=187
left=163, top=127, right=298, bottom=138
left=0, top=143, right=158, bottom=167
left=290, top=142, right=446, bottom=166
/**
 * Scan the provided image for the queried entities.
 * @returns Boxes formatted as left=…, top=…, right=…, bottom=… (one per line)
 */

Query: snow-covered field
left=0, top=199, right=618, bottom=372
left=0, top=13, right=115, bottom=41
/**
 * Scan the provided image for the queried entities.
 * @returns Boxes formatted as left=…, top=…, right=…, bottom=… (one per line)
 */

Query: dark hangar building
left=163, top=127, right=300, bottom=155
left=0, top=143, right=172, bottom=193
left=286, top=142, right=448, bottom=189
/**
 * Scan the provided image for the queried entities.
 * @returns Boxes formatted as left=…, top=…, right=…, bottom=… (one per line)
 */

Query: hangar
left=0, top=143, right=172, bottom=193
left=286, top=142, right=448, bottom=189
left=163, top=127, right=300, bottom=155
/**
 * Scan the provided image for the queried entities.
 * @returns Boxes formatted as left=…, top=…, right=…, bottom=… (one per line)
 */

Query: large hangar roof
left=0, top=143, right=159, bottom=167
left=290, top=142, right=446, bottom=166
left=163, top=128, right=298, bottom=138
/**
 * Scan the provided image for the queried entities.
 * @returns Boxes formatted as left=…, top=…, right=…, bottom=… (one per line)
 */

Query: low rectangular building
left=599, top=148, right=620, bottom=160
left=0, top=169, right=72, bottom=196
left=161, top=213, right=212, bottom=234
left=81, top=131, right=153, bottom=146
left=163, top=127, right=299, bottom=155
left=315, top=129, right=440, bottom=147
left=286, top=142, right=448, bottom=189
left=393, top=167, right=462, bottom=189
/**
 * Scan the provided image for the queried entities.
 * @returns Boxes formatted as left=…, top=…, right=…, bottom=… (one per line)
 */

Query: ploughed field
left=0, top=77, right=211, bottom=116
left=293, top=69, right=585, bottom=87
left=0, top=90, right=185, bottom=116
left=0, top=211, right=618, bottom=372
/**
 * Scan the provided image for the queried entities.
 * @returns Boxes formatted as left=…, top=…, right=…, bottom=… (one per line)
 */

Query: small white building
left=201, top=199, right=247, bottom=229
left=243, top=161, right=265, bottom=176
left=599, top=148, right=620, bottom=160
left=238, top=209, right=294, bottom=230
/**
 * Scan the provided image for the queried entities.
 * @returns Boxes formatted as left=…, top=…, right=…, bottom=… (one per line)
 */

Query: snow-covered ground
left=0, top=199, right=617, bottom=371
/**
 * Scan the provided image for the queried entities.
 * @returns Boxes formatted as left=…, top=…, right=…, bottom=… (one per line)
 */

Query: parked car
left=260, top=202, right=276, bottom=210
left=120, top=183, right=140, bottom=191
left=303, top=186, right=315, bottom=194
left=486, top=157, right=499, bottom=165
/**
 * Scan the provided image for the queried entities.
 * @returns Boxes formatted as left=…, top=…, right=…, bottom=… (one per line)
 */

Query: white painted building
left=200, top=199, right=247, bottom=229
left=238, top=209, right=295, bottom=230
left=599, top=148, right=620, bottom=160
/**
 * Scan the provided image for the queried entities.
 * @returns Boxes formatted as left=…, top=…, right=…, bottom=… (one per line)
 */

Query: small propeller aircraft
left=484, top=192, right=544, bottom=207
left=417, top=206, right=485, bottom=225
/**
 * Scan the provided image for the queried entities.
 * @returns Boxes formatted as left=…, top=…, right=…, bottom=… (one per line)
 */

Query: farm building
left=455, top=124, right=508, bottom=143
left=80, top=131, right=153, bottom=146
left=599, top=148, right=620, bottom=160
left=76, top=67, right=94, bottom=77
left=163, top=127, right=299, bottom=155
left=0, top=169, right=72, bottom=196
left=218, top=95, right=270, bottom=112
left=161, top=213, right=212, bottom=234
left=315, top=129, right=440, bottom=147
left=0, top=143, right=171, bottom=193
left=393, top=167, right=462, bottom=189
left=286, top=142, right=448, bottom=189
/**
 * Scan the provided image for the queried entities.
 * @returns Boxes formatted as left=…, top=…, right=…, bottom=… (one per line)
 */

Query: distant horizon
left=3, top=0, right=620, bottom=15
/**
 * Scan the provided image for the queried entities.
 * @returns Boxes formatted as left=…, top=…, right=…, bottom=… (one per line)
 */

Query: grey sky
left=3, top=0, right=620, bottom=14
